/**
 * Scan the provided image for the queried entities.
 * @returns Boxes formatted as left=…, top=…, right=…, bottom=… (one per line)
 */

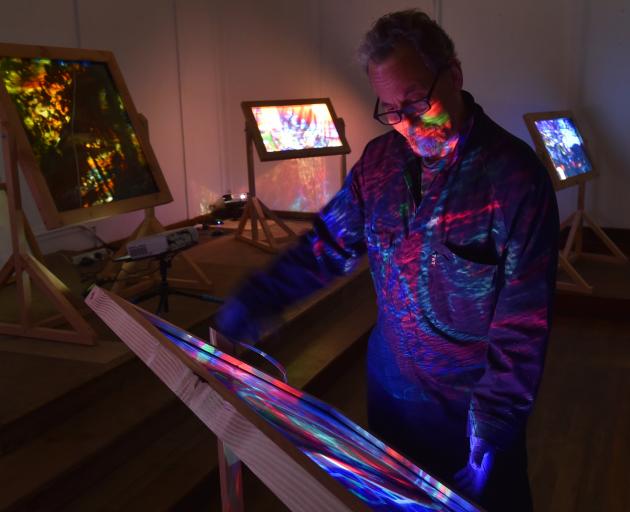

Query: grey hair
left=358, top=9, right=456, bottom=72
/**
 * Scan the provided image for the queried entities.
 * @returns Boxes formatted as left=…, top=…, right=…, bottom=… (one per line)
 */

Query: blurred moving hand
left=453, top=435, right=495, bottom=500
left=214, top=298, right=260, bottom=344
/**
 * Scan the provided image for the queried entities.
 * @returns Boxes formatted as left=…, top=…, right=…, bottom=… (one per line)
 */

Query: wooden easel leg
left=208, top=325, right=245, bottom=511
left=582, top=212, right=628, bottom=262
left=557, top=254, right=593, bottom=294
left=236, top=200, right=252, bottom=235
left=1, top=121, right=95, bottom=344
left=176, top=251, right=212, bottom=287
left=258, top=201, right=297, bottom=238
left=235, top=196, right=297, bottom=253
left=559, top=211, right=575, bottom=232
left=25, top=254, right=96, bottom=343
left=0, top=255, right=15, bottom=286
left=218, top=441, right=244, bottom=512
left=15, top=253, right=32, bottom=329
left=563, top=210, right=582, bottom=260
left=252, top=198, right=277, bottom=251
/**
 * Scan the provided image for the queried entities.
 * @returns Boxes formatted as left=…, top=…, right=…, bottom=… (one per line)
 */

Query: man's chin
left=409, top=141, right=446, bottom=159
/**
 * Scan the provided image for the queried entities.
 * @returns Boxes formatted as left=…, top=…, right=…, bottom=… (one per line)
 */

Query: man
left=217, top=10, right=558, bottom=511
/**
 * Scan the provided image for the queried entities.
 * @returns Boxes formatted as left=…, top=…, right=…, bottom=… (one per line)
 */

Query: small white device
left=127, top=227, right=199, bottom=260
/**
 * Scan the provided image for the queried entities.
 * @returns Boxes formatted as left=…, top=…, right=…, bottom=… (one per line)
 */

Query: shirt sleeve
left=230, top=161, right=367, bottom=321
left=468, top=163, right=559, bottom=450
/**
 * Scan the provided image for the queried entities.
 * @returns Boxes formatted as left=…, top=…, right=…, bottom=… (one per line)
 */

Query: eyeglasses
left=373, top=68, right=444, bottom=126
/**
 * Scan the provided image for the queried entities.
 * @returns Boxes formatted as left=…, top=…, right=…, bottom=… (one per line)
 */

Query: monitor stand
left=558, top=181, right=628, bottom=293
left=0, top=120, right=96, bottom=345
left=235, top=129, right=297, bottom=253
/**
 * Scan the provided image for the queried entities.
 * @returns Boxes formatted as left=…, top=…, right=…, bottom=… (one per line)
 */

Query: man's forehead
left=367, top=44, right=433, bottom=96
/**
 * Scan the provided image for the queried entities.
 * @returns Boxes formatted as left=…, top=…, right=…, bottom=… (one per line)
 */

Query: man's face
left=368, top=44, right=463, bottom=159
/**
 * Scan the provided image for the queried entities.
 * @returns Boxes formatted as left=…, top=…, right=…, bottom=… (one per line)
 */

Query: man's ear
left=448, top=59, right=464, bottom=90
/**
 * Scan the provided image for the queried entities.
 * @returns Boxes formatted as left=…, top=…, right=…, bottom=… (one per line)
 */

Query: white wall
left=0, top=0, right=80, bottom=261
left=443, top=0, right=578, bottom=221
left=577, top=0, right=630, bottom=229
left=1, top=0, right=627, bottom=263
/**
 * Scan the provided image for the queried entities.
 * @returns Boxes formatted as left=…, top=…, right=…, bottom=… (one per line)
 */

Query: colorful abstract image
left=251, top=103, right=343, bottom=153
left=534, top=117, right=592, bottom=181
left=0, top=57, right=158, bottom=211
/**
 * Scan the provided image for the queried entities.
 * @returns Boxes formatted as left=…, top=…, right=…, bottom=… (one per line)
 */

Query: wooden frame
left=0, top=42, right=172, bottom=229
left=241, top=98, right=350, bottom=162
left=237, top=100, right=350, bottom=252
left=0, top=119, right=96, bottom=345
left=556, top=181, right=628, bottom=294
left=85, top=286, right=480, bottom=512
left=523, top=110, right=596, bottom=191
left=524, top=111, right=628, bottom=293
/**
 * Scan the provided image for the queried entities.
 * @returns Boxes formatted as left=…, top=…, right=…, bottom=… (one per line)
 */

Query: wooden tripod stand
left=235, top=129, right=297, bottom=253
left=558, top=181, right=628, bottom=294
left=0, top=121, right=96, bottom=345
left=98, top=114, right=212, bottom=298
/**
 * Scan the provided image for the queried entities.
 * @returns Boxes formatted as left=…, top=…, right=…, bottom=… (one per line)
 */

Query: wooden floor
left=528, top=314, right=630, bottom=512
left=1, top=225, right=629, bottom=511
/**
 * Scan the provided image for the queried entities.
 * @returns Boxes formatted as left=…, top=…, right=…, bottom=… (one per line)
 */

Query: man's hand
left=453, top=435, right=495, bottom=500
left=214, top=298, right=260, bottom=344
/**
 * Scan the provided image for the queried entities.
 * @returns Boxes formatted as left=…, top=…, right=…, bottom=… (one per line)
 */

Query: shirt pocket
left=425, top=241, right=498, bottom=339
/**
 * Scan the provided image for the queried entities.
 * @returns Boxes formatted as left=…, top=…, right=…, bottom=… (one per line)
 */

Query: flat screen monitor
left=524, top=111, right=595, bottom=190
left=0, top=43, right=172, bottom=228
left=242, top=98, right=350, bottom=162
left=86, top=287, right=478, bottom=512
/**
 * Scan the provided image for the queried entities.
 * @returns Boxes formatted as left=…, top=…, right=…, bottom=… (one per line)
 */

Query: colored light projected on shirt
left=534, top=117, right=592, bottom=181
left=0, top=57, right=158, bottom=211
left=140, top=311, right=478, bottom=512
left=251, top=103, right=343, bottom=153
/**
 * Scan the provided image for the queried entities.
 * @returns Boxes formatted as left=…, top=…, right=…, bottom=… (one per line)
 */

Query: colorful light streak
left=0, top=56, right=157, bottom=212
left=139, top=311, right=478, bottom=512
left=398, top=101, right=459, bottom=160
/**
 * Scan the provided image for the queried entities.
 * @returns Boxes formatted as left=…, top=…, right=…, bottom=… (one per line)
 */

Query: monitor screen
left=0, top=56, right=158, bottom=212
left=252, top=103, right=342, bottom=152
left=242, top=98, right=350, bottom=162
left=0, top=43, right=171, bottom=229
left=533, top=117, right=593, bottom=181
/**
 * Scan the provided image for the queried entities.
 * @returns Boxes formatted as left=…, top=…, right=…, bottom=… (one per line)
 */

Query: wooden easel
left=558, top=181, right=628, bottom=294
left=235, top=128, right=297, bottom=253
left=99, top=206, right=213, bottom=297
left=0, top=120, right=96, bottom=345
left=98, top=114, right=212, bottom=298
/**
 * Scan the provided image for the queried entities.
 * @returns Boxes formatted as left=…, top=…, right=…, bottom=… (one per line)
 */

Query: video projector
left=126, top=227, right=199, bottom=260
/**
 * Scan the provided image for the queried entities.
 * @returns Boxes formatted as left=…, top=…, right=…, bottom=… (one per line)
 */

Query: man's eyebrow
left=381, top=85, right=429, bottom=108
